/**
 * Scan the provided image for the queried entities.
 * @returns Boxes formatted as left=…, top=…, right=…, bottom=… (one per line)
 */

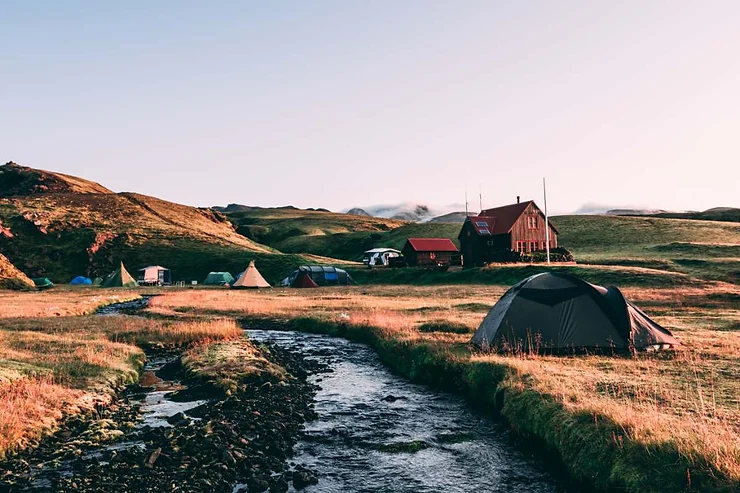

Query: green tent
left=92, top=277, right=104, bottom=286
left=203, top=272, right=234, bottom=286
left=32, top=277, right=54, bottom=289
left=101, top=261, right=139, bottom=288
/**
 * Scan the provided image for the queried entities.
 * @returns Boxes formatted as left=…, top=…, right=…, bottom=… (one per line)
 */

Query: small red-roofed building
left=401, top=238, right=460, bottom=268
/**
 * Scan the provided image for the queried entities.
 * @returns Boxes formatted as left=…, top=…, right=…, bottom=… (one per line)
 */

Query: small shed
left=138, top=266, right=171, bottom=286
left=362, top=248, right=402, bottom=266
left=401, top=238, right=460, bottom=268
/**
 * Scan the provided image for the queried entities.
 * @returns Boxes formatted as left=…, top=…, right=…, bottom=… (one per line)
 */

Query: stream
left=2, top=298, right=568, bottom=492
left=247, top=328, right=567, bottom=493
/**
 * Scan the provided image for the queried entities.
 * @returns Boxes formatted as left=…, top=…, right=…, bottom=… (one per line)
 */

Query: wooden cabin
left=458, top=200, right=558, bottom=266
left=401, top=238, right=460, bottom=267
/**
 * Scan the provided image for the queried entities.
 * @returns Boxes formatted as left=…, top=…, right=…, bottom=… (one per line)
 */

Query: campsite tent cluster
left=202, top=264, right=354, bottom=289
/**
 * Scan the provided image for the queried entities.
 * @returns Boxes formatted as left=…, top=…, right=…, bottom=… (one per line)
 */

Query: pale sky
left=2, top=1, right=739, bottom=214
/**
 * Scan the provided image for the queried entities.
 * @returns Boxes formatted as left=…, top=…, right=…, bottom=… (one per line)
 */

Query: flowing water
left=247, top=328, right=568, bottom=493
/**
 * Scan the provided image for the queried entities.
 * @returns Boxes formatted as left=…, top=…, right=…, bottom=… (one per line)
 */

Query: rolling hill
left=221, top=204, right=740, bottom=283
left=0, top=163, right=314, bottom=284
left=0, top=253, right=34, bottom=290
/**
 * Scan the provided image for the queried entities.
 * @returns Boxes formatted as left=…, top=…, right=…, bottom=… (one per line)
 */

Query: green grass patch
left=418, top=321, right=472, bottom=334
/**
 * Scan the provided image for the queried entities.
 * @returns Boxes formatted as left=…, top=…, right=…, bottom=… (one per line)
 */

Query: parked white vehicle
left=362, top=248, right=401, bottom=266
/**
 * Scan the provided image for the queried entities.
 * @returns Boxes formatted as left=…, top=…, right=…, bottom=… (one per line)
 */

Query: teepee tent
left=101, top=261, right=138, bottom=288
left=203, top=272, right=234, bottom=286
left=231, top=261, right=271, bottom=289
left=471, top=272, right=679, bottom=353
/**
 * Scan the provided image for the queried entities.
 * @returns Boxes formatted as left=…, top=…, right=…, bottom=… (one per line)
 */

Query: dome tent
left=32, top=277, right=54, bottom=289
left=279, top=266, right=353, bottom=288
left=70, top=276, right=93, bottom=285
left=471, top=272, right=679, bottom=353
left=231, top=261, right=271, bottom=289
left=203, top=272, right=234, bottom=286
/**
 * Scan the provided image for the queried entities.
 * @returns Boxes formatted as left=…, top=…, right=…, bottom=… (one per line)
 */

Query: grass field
left=0, top=288, right=242, bottom=459
left=148, top=284, right=740, bottom=492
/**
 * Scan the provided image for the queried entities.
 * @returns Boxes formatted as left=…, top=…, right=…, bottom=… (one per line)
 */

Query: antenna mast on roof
left=479, top=185, right=482, bottom=213
left=465, top=187, right=468, bottom=215
left=544, top=177, right=551, bottom=265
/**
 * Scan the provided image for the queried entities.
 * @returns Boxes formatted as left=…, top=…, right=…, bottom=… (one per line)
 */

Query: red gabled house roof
left=464, top=200, right=559, bottom=236
left=405, top=238, right=459, bottom=252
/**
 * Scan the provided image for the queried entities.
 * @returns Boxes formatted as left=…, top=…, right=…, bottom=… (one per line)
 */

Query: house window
left=479, top=228, right=490, bottom=235
left=530, top=241, right=537, bottom=252
left=527, top=215, right=538, bottom=229
left=475, top=221, right=488, bottom=227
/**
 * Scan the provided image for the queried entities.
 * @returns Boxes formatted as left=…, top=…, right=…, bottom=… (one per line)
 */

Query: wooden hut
left=458, top=199, right=558, bottom=266
left=401, top=238, right=460, bottom=267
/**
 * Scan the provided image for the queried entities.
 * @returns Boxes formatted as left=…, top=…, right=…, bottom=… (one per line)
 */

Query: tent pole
left=544, top=177, right=550, bottom=265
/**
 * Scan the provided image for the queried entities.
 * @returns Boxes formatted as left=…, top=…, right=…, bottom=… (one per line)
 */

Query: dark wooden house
left=401, top=238, right=460, bottom=267
left=458, top=200, right=558, bottom=266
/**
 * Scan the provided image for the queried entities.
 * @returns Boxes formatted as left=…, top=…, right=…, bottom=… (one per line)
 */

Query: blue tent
left=70, top=276, right=93, bottom=285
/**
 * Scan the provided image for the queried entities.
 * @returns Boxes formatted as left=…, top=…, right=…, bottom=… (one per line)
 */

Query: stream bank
left=0, top=300, right=321, bottom=493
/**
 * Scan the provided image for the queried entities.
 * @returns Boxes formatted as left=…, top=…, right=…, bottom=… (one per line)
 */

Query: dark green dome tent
left=92, top=277, right=104, bottom=286
left=32, top=277, right=54, bottom=289
left=279, top=266, right=353, bottom=287
left=203, top=272, right=234, bottom=286
left=471, top=272, right=679, bottom=353
left=100, top=261, right=138, bottom=288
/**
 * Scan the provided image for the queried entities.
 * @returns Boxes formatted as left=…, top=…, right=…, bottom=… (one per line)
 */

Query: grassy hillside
left=226, top=207, right=739, bottom=283
left=551, top=215, right=740, bottom=283
left=221, top=206, right=405, bottom=257
left=0, top=164, right=312, bottom=283
left=642, top=207, right=740, bottom=223
left=0, top=253, right=34, bottom=290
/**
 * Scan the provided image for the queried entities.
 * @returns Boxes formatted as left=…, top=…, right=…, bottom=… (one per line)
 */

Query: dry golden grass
left=0, top=287, right=141, bottom=318
left=149, top=283, right=740, bottom=482
left=0, top=290, right=244, bottom=458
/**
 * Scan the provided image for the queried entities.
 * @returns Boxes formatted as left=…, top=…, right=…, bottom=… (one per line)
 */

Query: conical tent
left=471, top=272, right=679, bottom=353
left=70, top=276, right=93, bottom=285
left=100, top=261, right=138, bottom=288
left=291, top=271, right=319, bottom=288
left=203, top=272, right=234, bottom=286
left=231, top=261, right=271, bottom=289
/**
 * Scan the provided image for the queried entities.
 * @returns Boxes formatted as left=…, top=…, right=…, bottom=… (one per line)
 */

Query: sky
left=2, top=1, right=739, bottom=214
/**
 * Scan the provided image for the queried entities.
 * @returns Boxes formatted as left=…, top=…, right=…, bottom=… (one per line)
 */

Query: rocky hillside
left=0, top=253, right=34, bottom=290
left=0, top=163, right=306, bottom=283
